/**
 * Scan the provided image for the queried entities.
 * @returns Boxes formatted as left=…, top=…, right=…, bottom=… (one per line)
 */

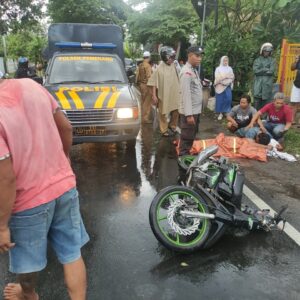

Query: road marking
left=244, top=185, right=300, bottom=247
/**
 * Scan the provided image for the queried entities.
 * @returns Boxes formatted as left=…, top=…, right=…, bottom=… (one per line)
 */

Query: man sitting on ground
left=227, top=94, right=265, bottom=139
left=249, top=92, right=293, bottom=141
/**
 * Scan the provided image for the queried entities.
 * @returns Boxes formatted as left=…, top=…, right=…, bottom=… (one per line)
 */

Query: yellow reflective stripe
left=202, top=140, right=206, bottom=149
left=55, top=91, right=71, bottom=109
left=94, top=92, right=109, bottom=108
left=68, top=91, right=84, bottom=109
left=233, top=138, right=237, bottom=154
left=107, top=92, right=121, bottom=108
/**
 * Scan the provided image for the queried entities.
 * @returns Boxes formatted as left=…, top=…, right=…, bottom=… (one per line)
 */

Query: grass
left=285, top=128, right=300, bottom=155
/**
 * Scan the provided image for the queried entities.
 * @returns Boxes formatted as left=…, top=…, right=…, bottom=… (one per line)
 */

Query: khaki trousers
left=158, top=100, right=179, bottom=133
left=140, top=83, right=152, bottom=122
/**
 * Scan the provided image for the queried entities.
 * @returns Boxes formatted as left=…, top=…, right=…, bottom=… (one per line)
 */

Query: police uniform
left=179, top=46, right=204, bottom=155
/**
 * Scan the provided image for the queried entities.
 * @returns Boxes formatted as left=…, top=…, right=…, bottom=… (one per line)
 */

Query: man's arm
left=248, top=111, right=262, bottom=128
left=0, top=157, right=16, bottom=253
left=53, top=109, right=73, bottom=158
left=267, top=58, right=276, bottom=76
left=253, top=58, right=266, bottom=76
left=283, top=106, right=294, bottom=131
left=291, top=56, right=299, bottom=71
left=180, top=73, right=193, bottom=116
left=226, top=114, right=237, bottom=124
left=152, top=86, right=158, bottom=105
left=255, top=117, right=267, bottom=133
left=226, top=107, right=238, bottom=126
left=284, top=122, right=292, bottom=131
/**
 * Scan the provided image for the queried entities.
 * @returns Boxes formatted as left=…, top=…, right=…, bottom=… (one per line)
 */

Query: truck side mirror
left=128, top=74, right=136, bottom=84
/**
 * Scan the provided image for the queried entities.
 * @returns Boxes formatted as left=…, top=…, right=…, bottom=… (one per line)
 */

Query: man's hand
left=231, top=121, right=238, bottom=128
left=260, top=126, right=267, bottom=134
left=0, top=227, right=15, bottom=254
left=152, top=94, right=158, bottom=105
left=245, top=123, right=254, bottom=130
left=187, top=116, right=195, bottom=125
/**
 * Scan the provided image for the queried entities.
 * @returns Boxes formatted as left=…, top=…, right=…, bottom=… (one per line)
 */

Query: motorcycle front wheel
left=149, top=185, right=212, bottom=253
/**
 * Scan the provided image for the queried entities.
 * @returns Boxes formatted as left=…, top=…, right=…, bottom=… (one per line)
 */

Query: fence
left=277, top=39, right=300, bottom=98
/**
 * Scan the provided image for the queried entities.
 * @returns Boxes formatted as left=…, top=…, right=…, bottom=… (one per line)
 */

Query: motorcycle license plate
left=74, top=126, right=106, bottom=136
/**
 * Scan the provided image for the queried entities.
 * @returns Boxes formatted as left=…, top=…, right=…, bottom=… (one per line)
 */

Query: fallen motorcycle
left=149, top=145, right=287, bottom=253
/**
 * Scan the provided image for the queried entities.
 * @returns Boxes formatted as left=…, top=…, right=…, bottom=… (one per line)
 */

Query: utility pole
left=199, top=0, right=207, bottom=47
left=2, top=35, right=7, bottom=73
left=212, top=0, right=218, bottom=94
left=214, top=0, right=218, bottom=29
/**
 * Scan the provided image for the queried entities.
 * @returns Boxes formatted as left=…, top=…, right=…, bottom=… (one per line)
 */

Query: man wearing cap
left=137, top=51, right=153, bottom=123
left=178, top=46, right=204, bottom=155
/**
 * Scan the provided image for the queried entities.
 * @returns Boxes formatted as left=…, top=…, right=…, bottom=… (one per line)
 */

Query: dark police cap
left=187, top=46, right=204, bottom=55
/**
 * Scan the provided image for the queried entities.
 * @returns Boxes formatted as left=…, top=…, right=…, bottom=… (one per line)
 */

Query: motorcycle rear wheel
left=149, top=185, right=212, bottom=253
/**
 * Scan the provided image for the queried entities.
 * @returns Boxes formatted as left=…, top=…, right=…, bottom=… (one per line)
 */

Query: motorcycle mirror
left=186, top=145, right=219, bottom=174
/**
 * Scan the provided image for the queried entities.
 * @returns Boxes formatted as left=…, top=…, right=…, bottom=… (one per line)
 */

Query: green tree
left=127, top=0, right=199, bottom=48
left=252, top=0, right=300, bottom=45
left=200, top=0, right=300, bottom=96
left=124, top=40, right=142, bottom=59
left=0, top=0, right=44, bottom=34
left=6, top=28, right=47, bottom=63
left=47, top=0, right=131, bottom=26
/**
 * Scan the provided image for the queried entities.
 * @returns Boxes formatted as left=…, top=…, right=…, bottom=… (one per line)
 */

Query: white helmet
left=143, top=51, right=151, bottom=58
left=260, top=43, right=273, bottom=55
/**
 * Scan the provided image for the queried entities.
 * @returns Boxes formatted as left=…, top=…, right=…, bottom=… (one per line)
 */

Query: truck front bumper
left=72, top=121, right=140, bottom=144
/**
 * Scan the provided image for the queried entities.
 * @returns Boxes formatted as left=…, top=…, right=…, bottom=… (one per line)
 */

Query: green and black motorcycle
left=149, top=145, right=287, bottom=253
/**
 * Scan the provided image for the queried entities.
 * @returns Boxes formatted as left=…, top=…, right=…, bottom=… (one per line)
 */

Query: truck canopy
left=44, top=23, right=124, bottom=63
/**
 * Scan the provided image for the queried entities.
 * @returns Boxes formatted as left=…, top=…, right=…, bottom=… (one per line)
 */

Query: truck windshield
left=48, top=55, right=126, bottom=84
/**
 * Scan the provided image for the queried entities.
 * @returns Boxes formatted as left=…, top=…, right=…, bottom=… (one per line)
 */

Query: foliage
left=6, top=28, right=47, bottom=63
left=48, top=0, right=131, bottom=26
left=0, top=0, right=44, bottom=34
left=203, top=28, right=259, bottom=89
left=124, top=40, right=143, bottom=59
left=252, top=0, right=300, bottom=45
left=201, top=0, right=300, bottom=95
left=127, top=0, right=199, bottom=47
left=284, top=128, right=300, bottom=154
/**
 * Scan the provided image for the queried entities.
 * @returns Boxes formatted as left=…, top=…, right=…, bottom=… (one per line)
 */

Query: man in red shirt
left=0, top=78, right=89, bottom=300
left=249, top=92, right=293, bottom=140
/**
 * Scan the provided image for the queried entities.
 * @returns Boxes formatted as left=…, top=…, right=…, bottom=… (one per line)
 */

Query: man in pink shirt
left=248, top=92, right=293, bottom=140
left=0, top=78, right=89, bottom=300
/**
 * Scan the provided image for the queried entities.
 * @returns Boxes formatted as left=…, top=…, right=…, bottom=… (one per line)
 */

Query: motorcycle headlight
left=117, top=108, right=134, bottom=119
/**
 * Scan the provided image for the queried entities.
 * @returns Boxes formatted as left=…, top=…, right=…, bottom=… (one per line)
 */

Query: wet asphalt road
left=1, top=124, right=300, bottom=300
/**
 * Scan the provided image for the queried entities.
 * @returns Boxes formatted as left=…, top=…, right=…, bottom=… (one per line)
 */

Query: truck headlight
left=117, top=108, right=134, bottom=119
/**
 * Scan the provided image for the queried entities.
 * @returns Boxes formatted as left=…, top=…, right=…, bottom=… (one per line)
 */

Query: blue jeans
left=263, top=122, right=285, bottom=140
left=236, top=127, right=260, bottom=139
left=9, top=188, right=89, bottom=274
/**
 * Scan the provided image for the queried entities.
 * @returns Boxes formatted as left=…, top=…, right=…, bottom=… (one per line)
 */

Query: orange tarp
left=182, top=133, right=267, bottom=162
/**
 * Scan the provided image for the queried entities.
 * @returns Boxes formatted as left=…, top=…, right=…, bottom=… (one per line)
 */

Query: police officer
left=179, top=46, right=204, bottom=155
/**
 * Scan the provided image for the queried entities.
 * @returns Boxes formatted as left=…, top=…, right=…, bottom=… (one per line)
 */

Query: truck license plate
left=74, top=126, right=106, bottom=136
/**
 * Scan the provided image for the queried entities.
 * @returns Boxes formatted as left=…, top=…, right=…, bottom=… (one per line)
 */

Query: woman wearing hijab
left=214, top=56, right=235, bottom=120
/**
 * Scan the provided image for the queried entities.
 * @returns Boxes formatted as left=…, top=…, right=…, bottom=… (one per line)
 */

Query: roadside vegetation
left=285, top=128, right=300, bottom=155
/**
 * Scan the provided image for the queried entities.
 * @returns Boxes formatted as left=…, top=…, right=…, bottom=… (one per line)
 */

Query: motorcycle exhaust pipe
left=180, top=211, right=215, bottom=219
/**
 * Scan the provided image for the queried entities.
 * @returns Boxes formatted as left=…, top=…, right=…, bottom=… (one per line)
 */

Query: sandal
left=162, top=131, right=170, bottom=137
left=168, top=127, right=177, bottom=134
